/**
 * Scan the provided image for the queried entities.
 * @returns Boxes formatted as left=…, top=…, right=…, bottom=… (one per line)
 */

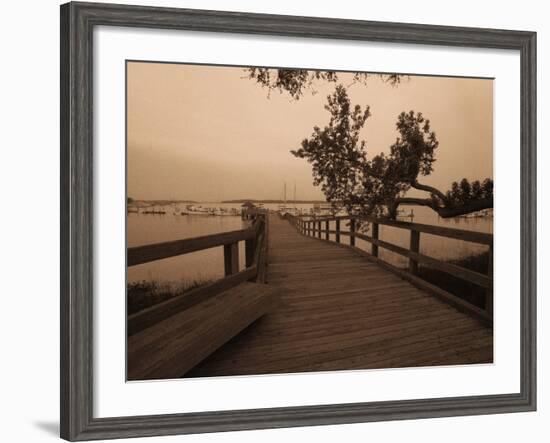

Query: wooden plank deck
left=188, top=214, right=493, bottom=377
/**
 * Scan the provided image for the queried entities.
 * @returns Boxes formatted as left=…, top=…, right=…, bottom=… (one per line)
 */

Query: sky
left=127, top=62, right=493, bottom=202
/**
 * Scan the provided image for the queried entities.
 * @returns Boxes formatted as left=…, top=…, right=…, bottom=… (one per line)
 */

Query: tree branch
left=362, top=168, right=447, bottom=203
left=435, top=197, right=493, bottom=218
left=410, top=180, right=447, bottom=202
left=391, top=196, right=493, bottom=219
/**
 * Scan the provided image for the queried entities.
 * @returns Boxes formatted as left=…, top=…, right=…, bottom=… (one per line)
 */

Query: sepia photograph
left=126, top=61, right=494, bottom=381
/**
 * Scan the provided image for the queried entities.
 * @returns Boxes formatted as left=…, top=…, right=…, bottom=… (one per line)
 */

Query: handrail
left=286, top=212, right=493, bottom=317
left=127, top=213, right=268, bottom=334
left=293, top=214, right=492, bottom=246
left=128, top=227, right=255, bottom=267
left=128, top=216, right=264, bottom=266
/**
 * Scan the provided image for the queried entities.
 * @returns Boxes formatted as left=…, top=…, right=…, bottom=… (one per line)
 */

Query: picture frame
left=60, top=1, right=536, bottom=440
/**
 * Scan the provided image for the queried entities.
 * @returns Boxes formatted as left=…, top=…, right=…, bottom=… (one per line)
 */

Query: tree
left=291, top=86, right=493, bottom=220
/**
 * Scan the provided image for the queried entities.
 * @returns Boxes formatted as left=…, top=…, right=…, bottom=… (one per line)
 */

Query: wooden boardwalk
left=188, top=214, right=493, bottom=377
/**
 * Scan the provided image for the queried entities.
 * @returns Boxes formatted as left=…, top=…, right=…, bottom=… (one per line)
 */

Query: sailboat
left=278, top=183, right=289, bottom=215
left=278, top=182, right=301, bottom=216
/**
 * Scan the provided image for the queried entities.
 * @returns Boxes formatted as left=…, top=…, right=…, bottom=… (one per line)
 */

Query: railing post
left=245, top=237, right=255, bottom=268
left=409, top=230, right=420, bottom=275
left=371, top=222, right=379, bottom=257
left=486, top=245, right=493, bottom=314
left=224, top=242, right=239, bottom=276
left=325, top=220, right=330, bottom=240
left=317, top=220, right=322, bottom=238
left=350, top=218, right=356, bottom=247
left=335, top=219, right=340, bottom=243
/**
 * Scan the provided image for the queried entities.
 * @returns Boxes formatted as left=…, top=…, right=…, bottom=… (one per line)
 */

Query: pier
left=127, top=210, right=493, bottom=380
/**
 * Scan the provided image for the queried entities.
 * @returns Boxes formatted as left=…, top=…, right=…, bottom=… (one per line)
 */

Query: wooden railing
left=286, top=213, right=493, bottom=323
left=127, top=212, right=268, bottom=335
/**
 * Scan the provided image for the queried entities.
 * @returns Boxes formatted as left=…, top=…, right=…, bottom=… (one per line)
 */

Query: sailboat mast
left=284, top=182, right=286, bottom=208
left=293, top=182, right=296, bottom=210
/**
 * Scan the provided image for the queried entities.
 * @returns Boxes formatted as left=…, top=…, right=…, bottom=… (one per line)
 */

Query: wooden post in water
left=486, top=245, right=493, bottom=314
left=335, top=219, right=340, bottom=243
left=350, top=218, right=356, bottom=247
left=325, top=220, right=330, bottom=240
left=409, top=230, right=420, bottom=275
left=371, top=222, right=379, bottom=257
left=224, top=242, right=239, bottom=276
left=317, top=220, right=322, bottom=238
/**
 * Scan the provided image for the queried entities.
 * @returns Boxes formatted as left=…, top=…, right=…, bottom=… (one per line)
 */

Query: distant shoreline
left=221, top=199, right=329, bottom=204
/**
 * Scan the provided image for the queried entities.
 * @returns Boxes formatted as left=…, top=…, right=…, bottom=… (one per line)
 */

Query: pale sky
left=127, top=62, right=493, bottom=202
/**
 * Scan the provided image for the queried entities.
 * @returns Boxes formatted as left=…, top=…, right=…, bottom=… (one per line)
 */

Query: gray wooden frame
left=60, top=1, right=536, bottom=440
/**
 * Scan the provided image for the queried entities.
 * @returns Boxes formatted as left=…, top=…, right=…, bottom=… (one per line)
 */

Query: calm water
left=128, top=208, right=248, bottom=286
left=127, top=203, right=492, bottom=286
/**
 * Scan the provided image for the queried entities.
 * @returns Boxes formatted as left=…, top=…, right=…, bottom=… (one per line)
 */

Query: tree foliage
left=246, top=68, right=404, bottom=100
left=292, top=86, right=493, bottom=219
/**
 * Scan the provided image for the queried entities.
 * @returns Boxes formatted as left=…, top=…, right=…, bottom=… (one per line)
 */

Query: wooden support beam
left=245, top=238, right=255, bottom=268
left=350, top=218, right=356, bottom=247
left=409, top=230, right=420, bottom=275
left=371, top=222, right=379, bottom=257
left=224, top=242, right=239, bottom=276
left=325, top=220, right=330, bottom=240
left=335, top=219, right=340, bottom=243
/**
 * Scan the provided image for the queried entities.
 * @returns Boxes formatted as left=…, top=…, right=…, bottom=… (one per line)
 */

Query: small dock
left=127, top=210, right=493, bottom=380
